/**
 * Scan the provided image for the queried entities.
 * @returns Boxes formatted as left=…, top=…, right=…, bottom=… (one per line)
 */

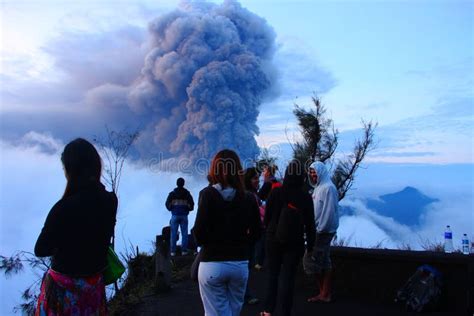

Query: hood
left=212, top=183, right=236, bottom=201
left=308, top=161, right=331, bottom=188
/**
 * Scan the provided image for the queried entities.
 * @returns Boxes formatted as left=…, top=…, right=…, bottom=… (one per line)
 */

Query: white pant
left=198, top=261, right=249, bottom=316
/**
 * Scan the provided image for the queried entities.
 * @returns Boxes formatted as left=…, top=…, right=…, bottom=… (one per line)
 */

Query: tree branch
left=332, top=120, right=377, bottom=200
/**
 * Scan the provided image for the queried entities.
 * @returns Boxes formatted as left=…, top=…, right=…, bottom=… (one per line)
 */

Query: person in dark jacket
left=165, top=177, right=194, bottom=256
left=193, top=149, right=262, bottom=316
left=245, top=167, right=266, bottom=271
left=34, top=138, right=117, bottom=315
left=243, top=167, right=262, bottom=305
left=260, top=160, right=316, bottom=316
left=258, top=165, right=281, bottom=202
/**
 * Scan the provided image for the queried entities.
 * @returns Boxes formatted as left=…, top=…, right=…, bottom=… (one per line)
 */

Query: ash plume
left=128, top=0, right=277, bottom=163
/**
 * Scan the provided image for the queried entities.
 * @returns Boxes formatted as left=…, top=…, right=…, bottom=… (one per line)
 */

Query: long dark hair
left=283, top=160, right=305, bottom=189
left=277, top=160, right=305, bottom=205
left=208, top=149, right=245, bottom=198
left=61, top=138, right=102, bottom=198
left=244, top=167, right=259, bottom=193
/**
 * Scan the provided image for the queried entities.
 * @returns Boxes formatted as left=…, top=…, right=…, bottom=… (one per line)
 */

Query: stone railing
left=328, top=247, right=473, bottom=313
left=153, top=235, right=473, bottom=313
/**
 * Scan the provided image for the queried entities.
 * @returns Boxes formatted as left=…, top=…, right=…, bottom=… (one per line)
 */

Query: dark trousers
left=254, top=233, right=266, bottom=266
left=263, top=241, right=300, bottom=316
left=245, top=244, right=256, bottom=300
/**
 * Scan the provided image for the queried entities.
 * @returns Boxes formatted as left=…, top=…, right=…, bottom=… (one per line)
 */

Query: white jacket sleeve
left=313, top=184, right=339, bottom=233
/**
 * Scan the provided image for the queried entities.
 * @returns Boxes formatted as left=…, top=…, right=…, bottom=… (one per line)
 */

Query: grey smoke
left=1, top=1, right=278, bottom=165
left=128, top=0, right=277, bottom=162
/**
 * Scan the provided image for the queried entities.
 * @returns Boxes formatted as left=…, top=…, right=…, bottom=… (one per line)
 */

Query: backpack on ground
left=275, top=202, right=303, bottom=245
left=395, top=264, right=442, bottom=312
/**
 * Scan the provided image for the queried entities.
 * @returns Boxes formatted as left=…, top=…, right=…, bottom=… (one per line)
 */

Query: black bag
left=275, top=202, right=303, bottom=245
left=395, top=264, right=442, bottom=312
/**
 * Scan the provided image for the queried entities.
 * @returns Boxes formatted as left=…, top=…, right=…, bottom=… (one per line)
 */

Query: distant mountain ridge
left=341, top=186, right=439, bottom=227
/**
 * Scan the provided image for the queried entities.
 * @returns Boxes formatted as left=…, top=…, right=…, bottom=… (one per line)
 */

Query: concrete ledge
left=150, top=236, right=473, bottom=313
left=330, top=247, right=473, bottom=313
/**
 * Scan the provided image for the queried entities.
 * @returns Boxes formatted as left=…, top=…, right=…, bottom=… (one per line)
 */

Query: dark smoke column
left=128, top=0, right=276, bottom=164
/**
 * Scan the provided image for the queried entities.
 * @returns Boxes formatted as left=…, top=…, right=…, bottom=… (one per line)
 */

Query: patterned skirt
left=35, top=269, right=107, bottom=316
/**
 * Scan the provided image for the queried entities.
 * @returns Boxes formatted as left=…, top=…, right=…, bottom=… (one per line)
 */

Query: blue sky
left=246, top=0, right=474, bottom=163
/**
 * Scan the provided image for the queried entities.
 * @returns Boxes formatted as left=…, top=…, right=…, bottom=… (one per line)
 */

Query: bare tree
left=292, top=95, right=376, bottom=200
left=332, top=120, right=376, bottom=200
left=93, top=127, right=140, bottom=194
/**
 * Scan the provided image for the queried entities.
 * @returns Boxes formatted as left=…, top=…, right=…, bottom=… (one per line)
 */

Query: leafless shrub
left=331, top=234, right=353, bottom=247
left=93, top=126, right=140, bottom=194
left=397, top=242, right=412, bottom=251
left=419, top=238, right=445, bottom=252
left=370, top=239, right=387, bottom=249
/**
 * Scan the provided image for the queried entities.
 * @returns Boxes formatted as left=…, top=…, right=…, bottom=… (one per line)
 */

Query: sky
left=1, top=0, right=473, bottom=162
left=0, top=0, right=473, bottom=314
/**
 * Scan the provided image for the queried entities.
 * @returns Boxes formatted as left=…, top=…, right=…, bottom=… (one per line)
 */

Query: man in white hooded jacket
left=306, top=161, right=339, bottom=303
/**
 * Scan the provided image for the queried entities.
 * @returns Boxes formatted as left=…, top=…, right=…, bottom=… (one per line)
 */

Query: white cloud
left=337, top=193, right=473, bottom=251
left=0, top=142, right=65, bottom=315
left=337, top=215, right=397, bottom=249
left=273, top=36, right=337, bottom=98
left=417, top=194, right=474, bottom=250
left=1, top=140, right=473, bottom=313
left=114, top=165, right=206, bottom=252
left=18, top=131, right=64, bottom=154
left=0, top=140, right=206, bottom=314
left=339, top=199, right=414, bottom=247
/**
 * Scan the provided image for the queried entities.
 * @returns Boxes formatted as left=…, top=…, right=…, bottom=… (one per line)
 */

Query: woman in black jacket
left=193, top=149, right=261, bottom=316
left=34, top=138, right=117, bottom=315
left=260, top=160, right=316, bottom=316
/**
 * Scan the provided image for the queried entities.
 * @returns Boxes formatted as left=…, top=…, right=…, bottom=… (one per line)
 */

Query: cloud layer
left=0, top=139, right=472, bottom=313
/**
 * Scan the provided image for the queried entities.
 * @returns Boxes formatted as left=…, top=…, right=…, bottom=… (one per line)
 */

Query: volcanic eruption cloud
left=128, top=1, right=277, bottom=166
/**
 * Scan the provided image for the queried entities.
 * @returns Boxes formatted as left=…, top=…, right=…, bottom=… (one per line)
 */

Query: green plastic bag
left=103, top=246, right=125, bottom=285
